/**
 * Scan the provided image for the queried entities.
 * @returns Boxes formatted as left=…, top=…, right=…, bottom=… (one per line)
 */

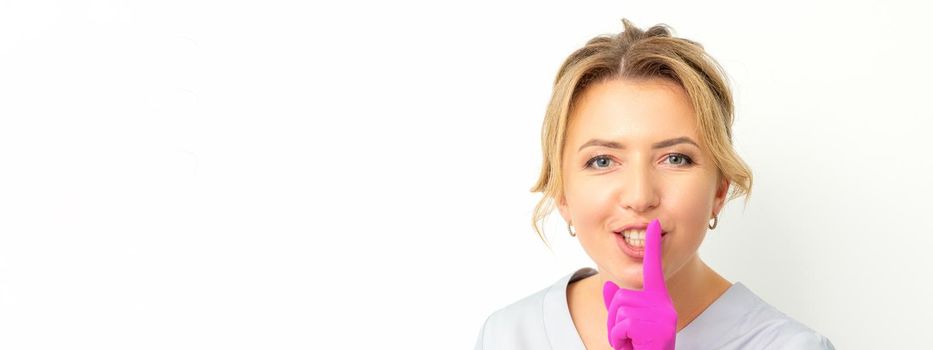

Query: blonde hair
left=529, top=18, right=753, bottom=250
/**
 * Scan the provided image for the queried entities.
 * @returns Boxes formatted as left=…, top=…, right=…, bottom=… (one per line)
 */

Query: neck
left=586, top=254, right=732, bottom=333
left=665, top=254, right=731, bottom=331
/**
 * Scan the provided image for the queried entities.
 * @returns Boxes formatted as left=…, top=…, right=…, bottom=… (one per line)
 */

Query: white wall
left=0, top=0, right=930, bottom=349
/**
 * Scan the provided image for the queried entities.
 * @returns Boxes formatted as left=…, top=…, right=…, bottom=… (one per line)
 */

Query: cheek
left=574, top=191, right=617, bottom=233
left=570, top=182, right=618, bottom=228
left=663, top=176, right=716, bottom=227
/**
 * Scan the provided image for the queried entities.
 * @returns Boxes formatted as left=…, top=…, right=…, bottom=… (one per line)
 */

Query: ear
left=556, top=191, right=572, bottom=225
left=712, top=175, right=730, bottom=216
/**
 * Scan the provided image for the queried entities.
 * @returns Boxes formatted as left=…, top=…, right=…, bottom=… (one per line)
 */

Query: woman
left=473, top=19, right=835, bottom=350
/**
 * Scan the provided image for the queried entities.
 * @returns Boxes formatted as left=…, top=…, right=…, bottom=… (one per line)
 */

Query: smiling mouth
left=614, top=229, right=668, bottom=249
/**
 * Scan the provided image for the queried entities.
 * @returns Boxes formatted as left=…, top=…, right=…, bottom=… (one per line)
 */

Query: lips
left=613, top=223, right=669, bottom=236
left=615, top=229, right=667, bottom=259
left=612, top=221, right=668, bottom=259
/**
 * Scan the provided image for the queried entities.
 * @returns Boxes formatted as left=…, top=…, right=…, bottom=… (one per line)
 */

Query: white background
left=1, top=0, right=931, bottom=349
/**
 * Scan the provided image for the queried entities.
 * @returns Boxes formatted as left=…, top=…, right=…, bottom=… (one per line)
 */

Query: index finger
left=642, top=218, right=667, bottom=293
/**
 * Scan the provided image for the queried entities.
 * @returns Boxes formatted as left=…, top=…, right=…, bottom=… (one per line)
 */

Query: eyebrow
left=577, top=136, right=700, bottom=152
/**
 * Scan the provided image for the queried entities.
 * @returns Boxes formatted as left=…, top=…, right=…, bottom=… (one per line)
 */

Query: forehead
left=567, top=78, right=698, bottom=145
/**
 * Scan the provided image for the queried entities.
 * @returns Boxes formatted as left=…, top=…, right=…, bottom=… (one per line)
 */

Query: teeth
left=621, top=230, right=645, bottom=239
left=619, top=229, right=650, bottom=248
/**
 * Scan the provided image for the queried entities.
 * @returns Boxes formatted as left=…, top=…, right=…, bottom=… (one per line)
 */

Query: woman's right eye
left=585, top=155, right=615, bottom=170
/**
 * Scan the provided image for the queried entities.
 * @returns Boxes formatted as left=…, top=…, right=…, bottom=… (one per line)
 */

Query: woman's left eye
left=665, top=153, right=694, bottom=166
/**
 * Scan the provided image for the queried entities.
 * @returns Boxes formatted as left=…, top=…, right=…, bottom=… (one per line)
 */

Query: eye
left=585, top=154, right=615, bottom=170
left=665, top=153, right=694, bottom=167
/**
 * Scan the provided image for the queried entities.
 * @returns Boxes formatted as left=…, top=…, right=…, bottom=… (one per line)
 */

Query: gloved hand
left=602, top=218, right=677, bottom=350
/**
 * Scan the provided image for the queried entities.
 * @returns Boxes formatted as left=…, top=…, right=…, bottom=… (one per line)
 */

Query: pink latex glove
left=602, top=218, right=677, bottom=350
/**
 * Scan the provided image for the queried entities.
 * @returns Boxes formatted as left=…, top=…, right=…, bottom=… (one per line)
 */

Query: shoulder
left=747, top=315, right=835, bottom=349
left=473, top=268, right=597, bottom=350
left=777, top=329, right=837, bottom=349
left=729, top=283, right=836, bottom=350
left=473, top=280, right=552, bottom=350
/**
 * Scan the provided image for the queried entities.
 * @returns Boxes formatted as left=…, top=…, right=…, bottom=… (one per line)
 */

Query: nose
left=618, top=160, right=660, bottom=213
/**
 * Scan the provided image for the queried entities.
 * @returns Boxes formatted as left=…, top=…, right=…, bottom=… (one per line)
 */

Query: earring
left=568, top=222, right=576, bottom=237
left=708, top=215, right=718, bottom=230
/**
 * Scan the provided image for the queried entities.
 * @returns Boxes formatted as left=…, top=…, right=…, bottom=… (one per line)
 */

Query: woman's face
left=557, top=78, right=729, bottom=290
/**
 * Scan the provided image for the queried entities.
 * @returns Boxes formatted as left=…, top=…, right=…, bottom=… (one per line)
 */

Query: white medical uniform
left=473, top=267, right=835, bottom=349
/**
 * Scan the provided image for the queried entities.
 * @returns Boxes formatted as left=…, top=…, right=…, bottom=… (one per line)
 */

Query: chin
left=605, top=262, right=645, bottom=290
left=621, top=271, right=645, bottom=290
